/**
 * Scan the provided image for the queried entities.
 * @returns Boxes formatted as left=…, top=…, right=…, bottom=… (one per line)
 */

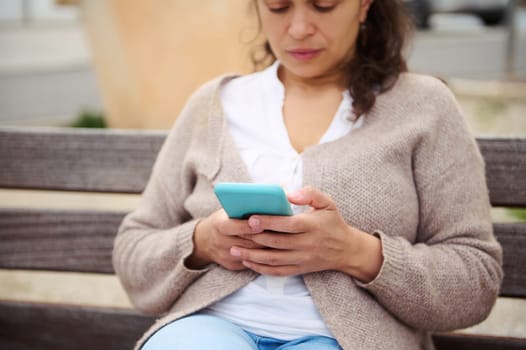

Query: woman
left=113, top=1, right=503, bottom=349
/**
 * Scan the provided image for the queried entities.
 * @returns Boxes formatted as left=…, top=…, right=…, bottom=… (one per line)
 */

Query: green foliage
left=508, top=208, right=526, bottom=222
left=71, top=110, right=107, bottom=128
left=474, top=98, right=508, bottom=123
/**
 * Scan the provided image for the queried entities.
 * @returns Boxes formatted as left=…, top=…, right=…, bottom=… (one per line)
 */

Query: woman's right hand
left=185, top=209, right=263, bottom=270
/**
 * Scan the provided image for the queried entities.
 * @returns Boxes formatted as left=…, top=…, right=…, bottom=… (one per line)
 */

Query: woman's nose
left=288, top=8, right=315, bottom=39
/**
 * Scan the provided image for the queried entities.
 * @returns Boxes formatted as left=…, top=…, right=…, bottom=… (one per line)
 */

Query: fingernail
left=289, top=191, right=303, bottom=201
left=248, top=217, right=260, bottom=231
left=230, top=247, right=241, bottom=257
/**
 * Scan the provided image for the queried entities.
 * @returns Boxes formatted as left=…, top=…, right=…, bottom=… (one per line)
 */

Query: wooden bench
left=0, top=127, right=525, bottom=350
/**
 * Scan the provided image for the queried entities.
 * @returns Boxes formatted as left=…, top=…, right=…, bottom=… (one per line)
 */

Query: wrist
left=185, top=219, right=212, bottom=269
left=341, top=227, right=383, bottom=283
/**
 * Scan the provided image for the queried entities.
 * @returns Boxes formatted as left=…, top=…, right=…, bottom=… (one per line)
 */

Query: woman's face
left=257, top=0, right=373, bottom=84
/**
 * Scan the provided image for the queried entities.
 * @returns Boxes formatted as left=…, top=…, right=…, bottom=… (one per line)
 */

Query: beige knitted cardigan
left=113, top=72, right=503, bottom=350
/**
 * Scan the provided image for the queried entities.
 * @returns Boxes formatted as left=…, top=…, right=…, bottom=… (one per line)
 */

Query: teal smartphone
left=214, top=183, right=293, bottom=219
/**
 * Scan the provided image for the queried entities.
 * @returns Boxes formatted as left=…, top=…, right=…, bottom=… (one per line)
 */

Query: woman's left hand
left=230, top=187, right=383, bottom=283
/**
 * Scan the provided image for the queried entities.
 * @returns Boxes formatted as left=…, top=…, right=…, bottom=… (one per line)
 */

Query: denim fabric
left=140, top=314, right=342, bottom=350
left=246, top=330, right=342, bottom=350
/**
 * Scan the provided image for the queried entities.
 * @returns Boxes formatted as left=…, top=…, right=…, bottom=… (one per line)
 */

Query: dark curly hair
left=251, top=0, right=414, bottom=116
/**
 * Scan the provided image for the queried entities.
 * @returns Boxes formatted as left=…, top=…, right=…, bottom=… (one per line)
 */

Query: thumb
left=287, top=186, right=336, bottom=211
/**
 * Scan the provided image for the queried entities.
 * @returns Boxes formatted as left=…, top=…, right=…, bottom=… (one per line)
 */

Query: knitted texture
left=113, top=73, right=503, bottom=350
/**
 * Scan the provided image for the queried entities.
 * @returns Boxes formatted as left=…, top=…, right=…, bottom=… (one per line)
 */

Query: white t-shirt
left=202, top=61, right=363, bottom=340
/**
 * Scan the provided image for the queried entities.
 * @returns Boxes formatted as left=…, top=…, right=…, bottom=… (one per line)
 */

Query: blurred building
left=0, top=0, right=103, bottom=126
left=0, top=0, right=258, bottom=129
left=1, top=1, right=524, bottom=129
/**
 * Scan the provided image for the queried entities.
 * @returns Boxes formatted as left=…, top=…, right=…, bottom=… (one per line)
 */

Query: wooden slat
left=478, top=138, right=526, bottom=207
left=0, top=127, right=165, bottom=193
left=1, top=208, right=525, bottom=297
left=433, top=332, right=526, bottom=350
left=1, top=128, right=525, bottom=205
left=0, top=301, right=154, bottom=350
left=495, top=223, right=526, bottom=298
left=0, top=300, right=525, bottom=350
left=0, top=209, right=125, bottom=274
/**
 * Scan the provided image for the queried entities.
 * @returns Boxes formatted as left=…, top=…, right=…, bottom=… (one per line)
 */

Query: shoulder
left=172, top=74, right=238, bottom=129
left=370, top=72, right=480, bottom=160
left=373, top=72, right=462, bottom=127
left=185, top=74, right=240, bottom=108
left=385, top=72, right=455, bottom=104
left=221, top=69, right=271, bottom=105
left=183, top=70, right=266, bottom=112
left=383, top=73, right=483, bottom=172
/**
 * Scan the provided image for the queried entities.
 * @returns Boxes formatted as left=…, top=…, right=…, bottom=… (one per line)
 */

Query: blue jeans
left=141, top=314, right=342, bottom=350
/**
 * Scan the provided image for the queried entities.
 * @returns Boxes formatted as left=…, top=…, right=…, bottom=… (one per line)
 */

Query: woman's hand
left=186, top=209, right=264, bottom=271
left=230, top=187, right=384, bottom=283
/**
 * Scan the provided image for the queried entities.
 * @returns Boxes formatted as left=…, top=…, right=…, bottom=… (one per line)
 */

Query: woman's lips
left=287, top=49, right=322, bottom=61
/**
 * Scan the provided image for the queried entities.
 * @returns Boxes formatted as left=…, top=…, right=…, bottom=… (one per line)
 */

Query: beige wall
left=80, top=1, right=259, bottom=129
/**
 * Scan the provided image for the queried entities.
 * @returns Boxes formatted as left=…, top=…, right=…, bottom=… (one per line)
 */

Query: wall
left=80, top=0, right=258, bottom=129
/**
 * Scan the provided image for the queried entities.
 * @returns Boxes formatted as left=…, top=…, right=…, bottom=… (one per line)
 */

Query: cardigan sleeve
left=112, top=83, right=215, bottom=316
left=358, top=80, right=503, bottom=332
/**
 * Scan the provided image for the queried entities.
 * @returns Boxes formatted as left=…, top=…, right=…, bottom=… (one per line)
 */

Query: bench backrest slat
left=0, top=128, right=164, bottom=193
left=1, top=129, right=526, bottom=206
left=478, top=139, right=526, bottom=207
left=0, top=208, right=524, bottom=298
left=0, top=209, right=124, bottom=274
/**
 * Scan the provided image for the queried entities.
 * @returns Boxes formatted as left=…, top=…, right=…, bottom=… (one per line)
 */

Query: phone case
left=214, top=183, right=293, bottom=219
